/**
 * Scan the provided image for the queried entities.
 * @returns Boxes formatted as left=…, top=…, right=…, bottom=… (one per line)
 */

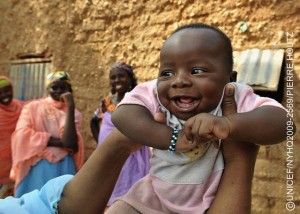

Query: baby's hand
left=175, top=130, right=199, bottom=153
left=184, top=113, right=231, bottom=144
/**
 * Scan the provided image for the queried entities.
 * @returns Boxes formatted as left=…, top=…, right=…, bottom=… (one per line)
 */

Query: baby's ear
left=229, top=71, right=237, bottom=82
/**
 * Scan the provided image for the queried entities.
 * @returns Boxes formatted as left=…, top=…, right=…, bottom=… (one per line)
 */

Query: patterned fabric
left=110, top=62, right=134, bottom=75
left=45, top=71, right=71, bottom=87
left=93, top=94, right=118, bottom=119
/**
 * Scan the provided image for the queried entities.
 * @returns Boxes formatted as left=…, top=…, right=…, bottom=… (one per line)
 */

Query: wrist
left=168, top=128, right=179, bottom=153
left=109, top=129, right=136, bottom=155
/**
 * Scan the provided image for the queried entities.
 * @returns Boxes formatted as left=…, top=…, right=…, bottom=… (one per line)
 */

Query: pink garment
left=120, top=171, right=222, bottom=214
left=10, top=96, right=84, bottom=190
left=116, top=79, right=285, bottom=213
left=0, top=99, right=23, bottom=184
left=0, top=75, right=24, bottom=185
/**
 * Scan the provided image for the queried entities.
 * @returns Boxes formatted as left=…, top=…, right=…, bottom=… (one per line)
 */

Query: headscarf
left=110, top=62, right=137, bottom=94
left=45, top=71, right=71, bottom=88
left=0, top=76, right=23, bottom=184
left=0, top=78, right=11, bottom=88
left=0, top=76, right=14, bottom=103
left=110, top=62, right=134, bottom=75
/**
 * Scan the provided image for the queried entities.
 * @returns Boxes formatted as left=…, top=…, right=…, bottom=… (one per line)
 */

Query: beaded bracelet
left=168, top=128, right=179, bottom=153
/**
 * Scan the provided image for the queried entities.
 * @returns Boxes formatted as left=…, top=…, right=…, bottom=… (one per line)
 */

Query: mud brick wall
left=0, top=1, right=299, bottom=213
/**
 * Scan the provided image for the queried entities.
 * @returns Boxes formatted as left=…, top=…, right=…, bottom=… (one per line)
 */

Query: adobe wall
left=0, top=0, right=299, bottom=213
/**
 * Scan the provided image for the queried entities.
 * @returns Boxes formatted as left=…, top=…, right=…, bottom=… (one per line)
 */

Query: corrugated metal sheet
left=233, top=49, right=284, bottom=91
left=9, top=59, right=51, bottom=101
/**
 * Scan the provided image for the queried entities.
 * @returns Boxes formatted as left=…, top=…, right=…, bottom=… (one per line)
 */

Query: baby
left=108, top=23, right=290, bottom=214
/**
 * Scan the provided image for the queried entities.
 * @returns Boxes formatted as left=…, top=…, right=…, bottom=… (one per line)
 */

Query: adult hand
left=60, top=92, right=75, bottom=107
left=153, top=112, right=166, bottom=124
left=48, top=136, right=63, bottom=147
left=208, top=83, right=259, bottom=214
left=221, top=84, right=259, bottom=163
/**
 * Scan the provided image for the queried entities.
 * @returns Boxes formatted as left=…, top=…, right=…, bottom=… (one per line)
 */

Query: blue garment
left=0, top=175, right=73, bottom=214
left=16, top=155, right=76, bottom=197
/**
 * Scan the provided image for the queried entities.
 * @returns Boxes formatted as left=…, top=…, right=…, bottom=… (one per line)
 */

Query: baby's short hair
left=172, top=23, right=233, bottom=71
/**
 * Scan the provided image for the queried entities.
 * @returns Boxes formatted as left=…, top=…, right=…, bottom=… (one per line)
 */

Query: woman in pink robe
left=0, top=76, right=23, bottom=198
left=10, top=71, right=85, bottom=197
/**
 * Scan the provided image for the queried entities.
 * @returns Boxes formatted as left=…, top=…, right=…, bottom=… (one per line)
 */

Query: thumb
left=221, top=84, right=237, bottom=116
left=154, top=112, right=166, bottom=124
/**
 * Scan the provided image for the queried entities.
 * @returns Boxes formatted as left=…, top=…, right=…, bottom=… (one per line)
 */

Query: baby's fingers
left=192, top=133, right=218, bottom=145
left=183, top=118, right=195, bottom=141
left=175, top=131, right=196, bottom=152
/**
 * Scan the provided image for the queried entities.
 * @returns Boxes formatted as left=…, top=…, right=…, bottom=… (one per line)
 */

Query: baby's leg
left=106, top=200, right=141, bottom=214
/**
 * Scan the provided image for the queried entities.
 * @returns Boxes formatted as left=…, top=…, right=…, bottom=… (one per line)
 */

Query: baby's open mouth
left=173, top=96, right=200, bottom=112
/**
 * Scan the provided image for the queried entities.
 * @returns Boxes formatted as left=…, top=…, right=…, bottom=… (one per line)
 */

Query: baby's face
left=157, top=28, right=231, bottom=120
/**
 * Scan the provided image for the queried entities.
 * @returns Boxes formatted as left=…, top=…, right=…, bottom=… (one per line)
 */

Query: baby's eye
left=192, top=68, right=205, bottom=75
left=160, top=70, right=174, bottom=77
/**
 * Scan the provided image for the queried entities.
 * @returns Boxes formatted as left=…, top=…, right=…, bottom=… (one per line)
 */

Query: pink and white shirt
left=117, top=79, right=283, bottom=214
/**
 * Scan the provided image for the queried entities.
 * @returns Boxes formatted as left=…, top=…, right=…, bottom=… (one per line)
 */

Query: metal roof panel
left=233, top=49, right=284, bottom=91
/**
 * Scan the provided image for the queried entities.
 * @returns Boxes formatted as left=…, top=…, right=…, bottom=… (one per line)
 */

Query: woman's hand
left=48, top=136, right=63, bottom=147
left=220, top=84, right=259, bottom=163
left=60, top=92, right=75, bottom=108
left=208, top=84, right=259, bottom=214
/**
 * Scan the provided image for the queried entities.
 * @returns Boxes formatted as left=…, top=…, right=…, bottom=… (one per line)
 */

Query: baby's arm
left=184, top=85, right=294, bottom=146
left=185, top=106, right=291, bottom=146
left=226, top=105, right=291, bottom=145
left=112, top=104, right=195, bottom=152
